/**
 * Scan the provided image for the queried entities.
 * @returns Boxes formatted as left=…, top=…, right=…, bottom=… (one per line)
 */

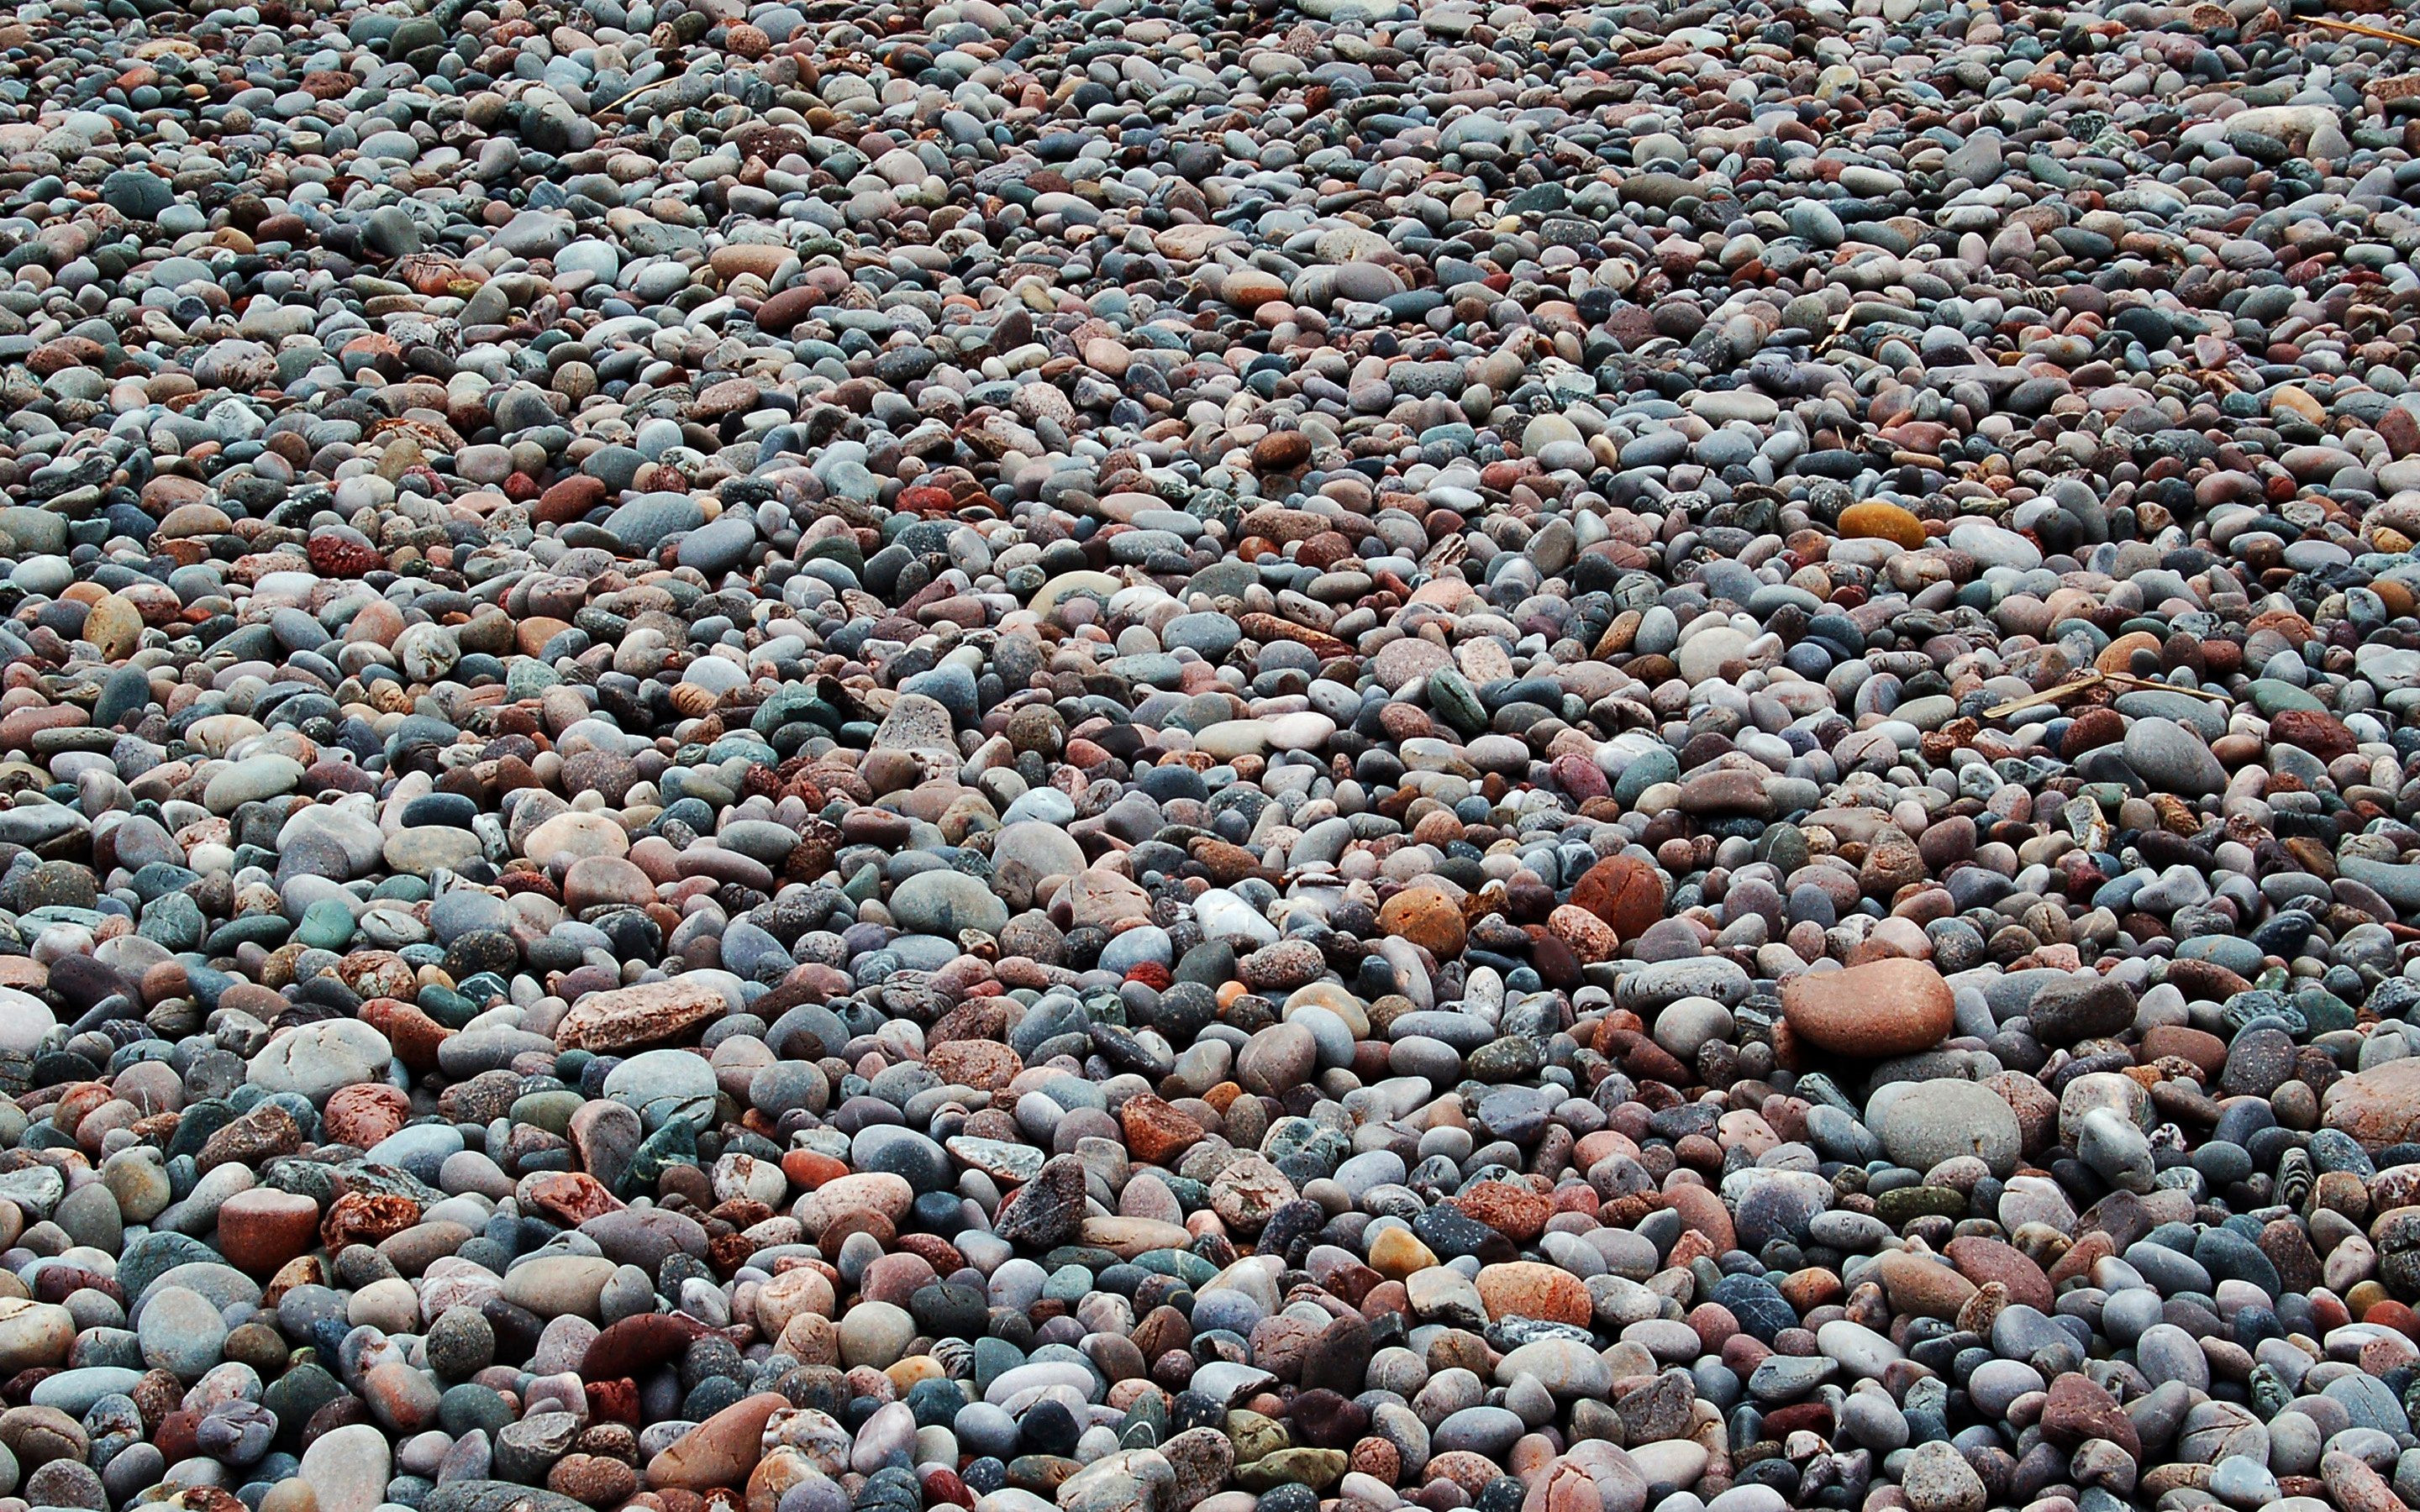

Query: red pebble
left=581, top=1313, right=702, bottom=1385
left=1124, top=962, right=1173, bottom=990
left=499, top=870, right=562, bottom=902
left=1686, top=1302, right=1740, bottom=1352
left=156, top=1410, right=201, bottom=1462
left=2365, top=1299, right=2420, bottom=1343
left=1549, top=1184, right=1598, bottom=1215
left=2309, top=1289, right=2354, bottom=1333
left=781, top=1148, right=850, bottom=1189
left=1765, top=1401, right=1835, bottom=1438
left=1719, top=1331, right=1770, bottom=1376
left=586, top=1379, right=641, bottom=1425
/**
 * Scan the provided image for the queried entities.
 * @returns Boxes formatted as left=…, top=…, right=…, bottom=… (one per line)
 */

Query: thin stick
left=597, top=59, right=682, bottom=118
left=1983, top=667, right=2231, bottom=719
left=2309, top=15, right=2420, bottom=46
left=2102, top=669, right=2230, bottom=701
left=1985, top=670, right=2105, bottom=719
left=595, top=80, right=661, bottom=116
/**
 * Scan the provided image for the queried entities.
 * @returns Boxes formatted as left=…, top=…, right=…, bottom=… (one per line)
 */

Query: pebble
left=0, top=4, right=2405, bottom=1512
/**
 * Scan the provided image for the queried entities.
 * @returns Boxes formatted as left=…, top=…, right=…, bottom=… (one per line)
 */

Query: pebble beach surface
left=0, top=3, right=2418, bottom=1512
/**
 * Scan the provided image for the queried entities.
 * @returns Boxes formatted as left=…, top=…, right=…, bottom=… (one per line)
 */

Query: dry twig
left=1983, top=668, right=2231, bottom=719
left=2308, top=15, right=2420, bottom=45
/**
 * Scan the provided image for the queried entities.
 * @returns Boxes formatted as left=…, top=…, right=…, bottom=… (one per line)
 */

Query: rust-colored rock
left=321, top=1084, right=410, bottom=1148
left=1780, top=958, right=1954, bottom=1057
left=2164, top=958, right=2251, bottom=1001
left=1874, top=1250, right=1977, bottom=1320
left=379, top=1005, right=455, bottom=1073
left=550, top=1454, right=638, bottom=1508
left=1661, top=1183, right=1734, bottom=1253
left=320, top=1192, right=420, bottom=1252
left=1380, top=885, right=1466, bottom=959
left=304, top=533, right=381, bottom=577
left=2061, top=706, right=2124, bottom=759
left=2039, top=1373, right=2140, bottom=1460
left=1119, top=1094, right=1205, bottom=1165
left=926, top=1040, right=1022, bottom=1091
left=2092, top=631, right=2163, bottom=675
left=523, top=1172, right=623, bottom=1226
left=2139, top=1025, right=2227, bottom=1076
left=1474, top=1262, right=1591, bottom=1326
left=1451, top=1181, right=1549, bottom=1243
left=1570, top=856, right=1663, bottom=942
left=2271, top=708, right=2355, bottom=759
left=1943, top=1236, right=2054, bottom=1312
left=586, top=1378, right=640, bottom=1425
left=1253, top=431, right=1312, bottom=471
left=1188, top=837, right=1268, bottom=886
left=751, top=286, right=823, bottom=336
left=218, top=1189, right=322, bottom=1277
left=533, top=473, right=608, bottom=526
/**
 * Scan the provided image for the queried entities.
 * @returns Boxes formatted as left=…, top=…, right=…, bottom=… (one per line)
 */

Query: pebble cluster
left=5, top=1, right=2420, bottom=1512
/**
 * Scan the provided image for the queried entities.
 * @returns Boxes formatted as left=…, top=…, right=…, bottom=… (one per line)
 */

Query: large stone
left=645, top=1392, right=787, bottom=1489
left=889, top=870, right=1007, bottom=937
left=1522, top=1443, right=1648, bottom=1512
left=1380, top=885, right=1466, bottom=958
left=600, top=1048, right=716, bottom=1130
left=2325, top=1058, right=2420, bottom=1147
left=793, top=1174, right=912, bottom=1239
left=1873, top=1250, right=1979, bottom=1320
left=2025, top=974, right=2137, bottom=1043
left=0, top=1299, right=73, bottom=1372
left=300, top=1423, right=392, bottom=1512
left=2039, top=1373, right=2140, bottom=1460
left=1874, top=1080, right=2022, bottom=1177
left=0, top=990, right=54, bottom=1055
left=218, top=1189, right=322, bottom=1276
left=1065, top=868, right=1153, bottom=931
left=554, top=979, right=727, bottom=1051
left=500, top=1256, right=617, bottom=1320
left=990, top=822, right=1085, bottom=909
left=2121, top=717, right=2225, bottom=797
left=1838, top=501, right=1925, bottom=548
left=871, top=693, right=957, bottom=756
left=422, top=1487, right=592, bottom=1512
left=245, top=1019, right=392, bottom=1101
left=1474, top=1262, right=1591, bottom=1326
left=1902, top=1441, right=1986, bottom=1512
left=1570, top=856, right=1664, bottom=942
left=1236, top=1021, right=1317, bottom=1097
left=1781, top=959, right=1954, bottom=1057
left=138, top=1284, right=228, bottom=1380
left=992, top=1154, right=1086, bottom=1247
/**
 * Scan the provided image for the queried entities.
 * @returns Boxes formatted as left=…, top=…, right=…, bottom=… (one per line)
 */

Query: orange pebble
left=781, top=1148, right=850, bottom=1189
